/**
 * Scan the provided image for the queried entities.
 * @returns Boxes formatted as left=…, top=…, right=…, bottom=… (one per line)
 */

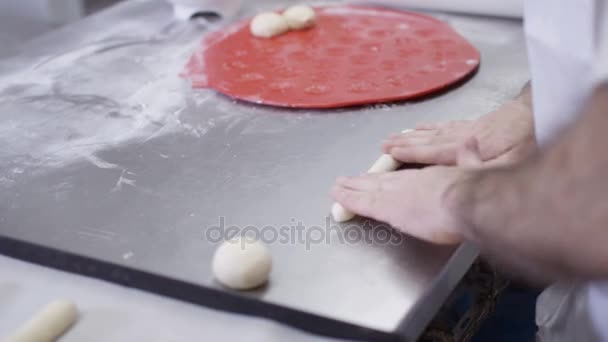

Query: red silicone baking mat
left=184, top=5, right=480, bottom=109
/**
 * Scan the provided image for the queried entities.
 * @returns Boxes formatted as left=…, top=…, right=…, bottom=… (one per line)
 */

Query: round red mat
left=184, top=5, right=480, bottom=109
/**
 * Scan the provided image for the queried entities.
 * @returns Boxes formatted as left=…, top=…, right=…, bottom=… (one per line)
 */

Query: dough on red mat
left=184, top=5, right=480, bottom=109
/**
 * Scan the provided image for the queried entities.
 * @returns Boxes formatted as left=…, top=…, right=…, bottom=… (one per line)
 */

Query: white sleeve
left=588, top=282, right=608, bottom=342
left=593, top=0, right=608, bottom=83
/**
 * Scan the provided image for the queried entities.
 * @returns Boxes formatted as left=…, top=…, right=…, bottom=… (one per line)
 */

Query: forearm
left=451, top=84, right=608, bottom=282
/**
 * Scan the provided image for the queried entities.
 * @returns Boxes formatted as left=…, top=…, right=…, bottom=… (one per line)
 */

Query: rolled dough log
left=250, top=12, right=289, bottom=38
left=331, top=130, right=411, bottom=223
left=5, top=299, right=78, bottom=342
left=212, top=237, right=272, bottom=290
left=282, top=5, right=317, bottom=30
left=366, top=154, right=402, bottom=174
left=331, top=202, right=356, bottom=223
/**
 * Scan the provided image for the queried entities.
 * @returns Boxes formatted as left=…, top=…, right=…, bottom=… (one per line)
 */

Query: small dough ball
left=331, top=202, right=356, bottom=222
left=282, top=5, right=317, bottom=30
left=250, top=12, right=289, bottom=38
left=212, top=237, right=272, bottom=290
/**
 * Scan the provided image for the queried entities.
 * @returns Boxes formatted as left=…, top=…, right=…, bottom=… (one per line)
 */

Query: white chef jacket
left=524, top=0, right=608, bottom=340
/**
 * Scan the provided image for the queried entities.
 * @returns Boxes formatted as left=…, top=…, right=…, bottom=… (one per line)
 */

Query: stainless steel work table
left=0, top=0, right=529, bottom=340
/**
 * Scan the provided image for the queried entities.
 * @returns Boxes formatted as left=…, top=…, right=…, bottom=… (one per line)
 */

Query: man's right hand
left=383, top=99, right=536, bottom=166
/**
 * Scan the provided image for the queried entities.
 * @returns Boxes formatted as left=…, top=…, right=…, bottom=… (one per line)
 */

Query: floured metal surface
left=0, top=0, right=529, bottom=339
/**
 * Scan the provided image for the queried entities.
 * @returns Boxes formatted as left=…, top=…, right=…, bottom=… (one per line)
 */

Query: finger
left=385, top=128, right=415, bottom=140
left=415, top=122, right=442, bottom=130
left=390, top=144, right=459, bottom=165
left=457, top=137, right=483, bottom=167
left=382, top=136, right=433, bottom=153
left=330, top=185, right=378, bottom=218
left=415, top=120, right=469, bottom=130
left=383, top=125, right=469, bottom=154
left=335, top=174, right=382, bottom=192
left=386, top=129, right=440, bottom=141
left=383, top=132, right=465, bottom=150
left=385, top=125, right=471, bottom=146
left=382, top=130, right=444, bottom=152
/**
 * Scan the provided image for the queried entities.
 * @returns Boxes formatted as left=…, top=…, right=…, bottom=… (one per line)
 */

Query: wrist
left=443, top=169, right=481, bottom=243
left=514, top=80, right=533, bottom=110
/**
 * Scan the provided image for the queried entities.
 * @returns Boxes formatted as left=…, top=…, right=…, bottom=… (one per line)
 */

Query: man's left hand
left=330, top=138, right=482, bottom=244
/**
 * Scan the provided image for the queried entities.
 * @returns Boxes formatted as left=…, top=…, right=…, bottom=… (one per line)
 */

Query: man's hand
left=383, top=99, right=536, bottom=166
left=331, top=138, right=482, bottom=245
left=332, top=83, right=608, bottom=281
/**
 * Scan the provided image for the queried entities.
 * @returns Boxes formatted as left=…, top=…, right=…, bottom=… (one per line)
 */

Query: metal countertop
left=0, top=0, right=529, bottom=340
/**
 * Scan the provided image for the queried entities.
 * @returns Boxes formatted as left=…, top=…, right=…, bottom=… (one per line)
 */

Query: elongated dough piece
left=366, top=154, right=402, bottom=174
left=6, top=300, right=78, bottom=342
left=331, top=130, right=411, bottom=222
left=331, top=202, right=356, bottom=223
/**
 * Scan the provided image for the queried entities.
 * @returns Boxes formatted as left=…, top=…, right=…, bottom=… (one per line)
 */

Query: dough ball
left=250, top=12, right=289, bottom=38
left=212, top=237, right=272, bottom=290
left=331, top=202, right=356, bottom=222
left=282, top=5, right=317, bottom=30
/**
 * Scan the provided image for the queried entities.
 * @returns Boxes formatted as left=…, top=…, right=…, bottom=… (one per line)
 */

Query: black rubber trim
left=0, top=235, right=401, bottom=341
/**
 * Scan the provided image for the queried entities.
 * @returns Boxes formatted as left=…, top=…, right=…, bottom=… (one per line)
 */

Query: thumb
left=457, top=136, right=482, bottom=167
